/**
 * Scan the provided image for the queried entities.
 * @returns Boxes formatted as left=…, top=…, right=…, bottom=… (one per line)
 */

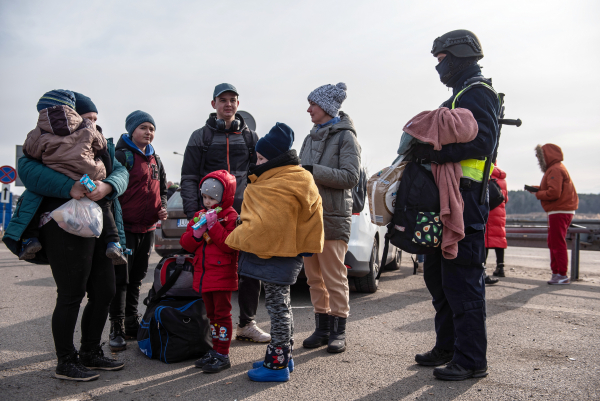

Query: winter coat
left=115, top=134, right=167, bottom=233
left=485, top=166, right=508, bottom=249
left=3, top=138, right=128, bottom=261
left=179, top=170, right=238, bottom=293
left=226, top=150, right=324, bottom=259
left=299, top=112, right=361, bottom=243
left=535, top=144, right=578, bottom=213
left=23, top=105, right=107, bottom=181
left=181, top=113, right=259, bottom=217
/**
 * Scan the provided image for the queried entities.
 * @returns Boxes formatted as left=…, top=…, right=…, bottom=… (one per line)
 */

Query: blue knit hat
left=255, top=123, right=295, bottom=161
left=125, top=110, right=156, bottom=135
left=36, top=89, right=76, bottom=112
left=73, top=92, right=98, bottom=115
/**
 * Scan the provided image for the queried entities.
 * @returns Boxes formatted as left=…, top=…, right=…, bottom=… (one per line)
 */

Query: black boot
left=79, top=344, right=124, bottom=371
left=492, top=263, right=505, bottom=277
left=327, top=315, right=347, bottom=353
left=485, top=275, right=499, bottom=285
left=55, top=351, right=99, bottom=382
left=415, top=347, right=454, bottom=366
left=109, top=319, right=127, bottom=352
left=124, top=314, right=140, bottom=340
left=302, top=313, right=330, bottom=348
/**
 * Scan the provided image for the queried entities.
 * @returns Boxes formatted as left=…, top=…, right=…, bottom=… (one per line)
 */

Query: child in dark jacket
left=225, top=123, right=324, bottom=382
left=180, top=170, right=239, bottom=373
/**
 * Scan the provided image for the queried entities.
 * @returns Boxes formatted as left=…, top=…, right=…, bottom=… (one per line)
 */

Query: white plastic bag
left=51, top=197, right=103, bottom=238
left=367, top=160, right=408, bottom=226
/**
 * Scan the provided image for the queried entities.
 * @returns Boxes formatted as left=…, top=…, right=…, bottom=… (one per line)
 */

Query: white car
left=344, top=200, right=402, bottom=293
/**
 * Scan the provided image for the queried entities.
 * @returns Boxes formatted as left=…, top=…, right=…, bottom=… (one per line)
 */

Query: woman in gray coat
left=299, top=82, right=361, bottom=353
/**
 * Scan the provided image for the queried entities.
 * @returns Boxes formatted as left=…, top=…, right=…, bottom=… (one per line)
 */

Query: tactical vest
left=451, top=81, right=500, bottom=182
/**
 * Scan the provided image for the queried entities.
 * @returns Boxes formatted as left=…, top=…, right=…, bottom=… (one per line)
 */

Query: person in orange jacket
left=526, top=144, right=578, bottom=285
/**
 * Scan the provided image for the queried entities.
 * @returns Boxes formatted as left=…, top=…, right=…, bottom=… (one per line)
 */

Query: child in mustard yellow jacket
left=225, top=123, right=323, bottom=382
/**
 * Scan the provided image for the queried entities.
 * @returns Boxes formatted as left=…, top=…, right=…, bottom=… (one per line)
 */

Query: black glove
left=302, top=165, right=314, bottom=174
left=411, top=143, right=440, bottom=164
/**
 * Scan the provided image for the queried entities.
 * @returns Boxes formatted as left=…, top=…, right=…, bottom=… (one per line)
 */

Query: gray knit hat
left=307, top=82, right=348, bottom=117
left=200, top=178, right=224, bottom=203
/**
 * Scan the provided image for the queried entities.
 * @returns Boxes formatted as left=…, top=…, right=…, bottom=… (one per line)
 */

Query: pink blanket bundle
left=403, top=107, right=479, bottom=259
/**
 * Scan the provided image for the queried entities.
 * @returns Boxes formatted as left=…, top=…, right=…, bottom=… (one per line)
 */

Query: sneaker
left=548, top=274, right=570, bottom=285
left=124, top=314, right=141, bottom=340
left=106, top=242, right=127, bottom=265
left=18, top=238, right=42, bottom=260
left=415, top=347, right=454, bottom=366
left=236, top=321, right=271, bottom=343
left=55, top=352, right=100, bottom=381
left=202, top=353, right=231, bottom=373
left=80, top=344, right=125, bottom=371
left=195, top=350, right=217, bottom=369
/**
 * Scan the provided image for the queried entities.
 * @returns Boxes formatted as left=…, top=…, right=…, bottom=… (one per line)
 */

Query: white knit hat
left=307, top=82, right=347, bottom=117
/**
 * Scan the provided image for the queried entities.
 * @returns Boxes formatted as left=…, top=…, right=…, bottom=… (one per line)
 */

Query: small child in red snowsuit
left=179, top=170, right=238, bottom=373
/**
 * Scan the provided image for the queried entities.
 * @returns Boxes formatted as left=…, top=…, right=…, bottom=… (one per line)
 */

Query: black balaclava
left=435, top=53, right=481, bottom=87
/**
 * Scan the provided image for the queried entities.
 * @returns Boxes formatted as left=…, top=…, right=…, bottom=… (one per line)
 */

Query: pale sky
left=1, top=0, right=599, bottom=195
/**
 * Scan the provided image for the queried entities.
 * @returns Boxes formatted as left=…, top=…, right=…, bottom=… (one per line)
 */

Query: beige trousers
left=303, top=240, right=350, bottom=318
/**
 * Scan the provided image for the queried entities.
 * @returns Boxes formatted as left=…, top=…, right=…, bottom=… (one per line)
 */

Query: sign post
left=0, top=167, right=16, bottom=234
left=15, top=146, right=24, bottom=187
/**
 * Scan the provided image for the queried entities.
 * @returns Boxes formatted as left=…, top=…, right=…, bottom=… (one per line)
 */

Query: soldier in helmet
left=411, top=30, right=501, bottom=380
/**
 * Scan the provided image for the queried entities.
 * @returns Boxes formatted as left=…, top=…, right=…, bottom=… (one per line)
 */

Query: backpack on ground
left=338, top=131, right=367, bottom=214
left=137, top=254, right=212, bottom=363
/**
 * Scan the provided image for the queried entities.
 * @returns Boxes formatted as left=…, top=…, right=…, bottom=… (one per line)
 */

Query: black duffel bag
left=137, top=254, right=212, bottom=364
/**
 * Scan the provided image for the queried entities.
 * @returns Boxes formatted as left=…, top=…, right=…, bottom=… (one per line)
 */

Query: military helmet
left=431, top=29, right=483, bottom=59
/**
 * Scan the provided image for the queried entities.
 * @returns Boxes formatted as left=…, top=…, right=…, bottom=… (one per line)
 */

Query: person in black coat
left=411, top=29, right=501, bottom=381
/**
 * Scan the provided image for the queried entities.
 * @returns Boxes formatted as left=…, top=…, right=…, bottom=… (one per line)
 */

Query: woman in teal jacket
left=3, top=93, right=129, bottom=382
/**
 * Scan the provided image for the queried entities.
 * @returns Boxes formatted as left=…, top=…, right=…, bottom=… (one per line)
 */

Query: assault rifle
left=479, top=93, right=522, bottom=205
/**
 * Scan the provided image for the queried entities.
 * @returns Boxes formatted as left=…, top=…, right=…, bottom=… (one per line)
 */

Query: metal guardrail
left=505, top=219, right=600, bottom=281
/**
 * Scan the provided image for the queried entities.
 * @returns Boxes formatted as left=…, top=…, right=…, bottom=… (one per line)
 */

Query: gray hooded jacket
left=299, top=112, right=361, bottom=243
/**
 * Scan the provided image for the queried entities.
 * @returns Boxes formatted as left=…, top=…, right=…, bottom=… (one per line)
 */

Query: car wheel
left=352, top=237, right=379, bottom=293
left=384, top=248, right=402, bottom=271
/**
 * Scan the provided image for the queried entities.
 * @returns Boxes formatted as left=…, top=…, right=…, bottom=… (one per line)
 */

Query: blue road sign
left=0, top=166, right=17, bottom=184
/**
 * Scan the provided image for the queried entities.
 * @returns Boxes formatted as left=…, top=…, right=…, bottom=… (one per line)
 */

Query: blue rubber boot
left=247, top=366, right=290, bottom=382
left=249, top=344, right=291, bottom=382
left=253, top=358, right=294, bottom=372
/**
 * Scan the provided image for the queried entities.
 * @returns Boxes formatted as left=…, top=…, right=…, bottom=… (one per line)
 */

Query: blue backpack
left=137, top=255, right=212, bottom=363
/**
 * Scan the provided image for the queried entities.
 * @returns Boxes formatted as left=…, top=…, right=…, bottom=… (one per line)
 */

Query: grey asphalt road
left=0, top=243, right=599, bottom=401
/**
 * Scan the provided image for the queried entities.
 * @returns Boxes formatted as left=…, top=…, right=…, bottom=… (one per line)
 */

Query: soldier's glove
left=411, top=143, right=441, bottom=164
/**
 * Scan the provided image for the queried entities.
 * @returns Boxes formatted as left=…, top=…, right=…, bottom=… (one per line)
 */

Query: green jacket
left=3, top=138, right=129, bottom=262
